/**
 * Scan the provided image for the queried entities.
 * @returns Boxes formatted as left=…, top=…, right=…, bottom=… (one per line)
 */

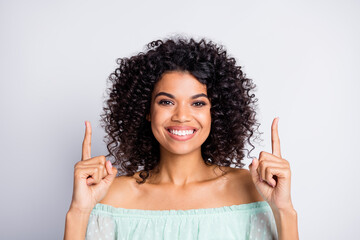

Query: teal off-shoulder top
left=85, top=201, right=278, bottom=240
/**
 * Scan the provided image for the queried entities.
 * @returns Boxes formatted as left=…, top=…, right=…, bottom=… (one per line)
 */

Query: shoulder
left=99, top=174, right=141, bottom=207
left=221, top=167, right=265, bottom=204
left=99, top=167, right=265, bottom=207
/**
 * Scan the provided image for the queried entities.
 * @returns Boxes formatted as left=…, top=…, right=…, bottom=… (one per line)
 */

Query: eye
left=193, top=101, right=206, bottom=107
left=158, top=100, right=174, bottom=105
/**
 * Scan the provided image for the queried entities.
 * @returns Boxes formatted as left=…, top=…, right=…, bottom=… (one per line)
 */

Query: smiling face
left=148, top=71, right=212, bottom=156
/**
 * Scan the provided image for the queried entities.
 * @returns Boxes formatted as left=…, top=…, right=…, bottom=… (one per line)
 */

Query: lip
left=166, top=126, right=198, bottom=131
left=165, top=126, right=198, bottom=141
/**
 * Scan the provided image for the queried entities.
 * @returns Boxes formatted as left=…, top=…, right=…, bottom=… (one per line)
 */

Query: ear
left=146, top=114, right=151, bottom=122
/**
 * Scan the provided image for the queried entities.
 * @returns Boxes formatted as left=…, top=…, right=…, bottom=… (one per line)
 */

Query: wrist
left=68, top=205, right=93, bottom=216
left=271, top=204, right=297, bottom=214
left=272, top=207, right=297, bottom=222
left=269, top=200, right=295, bottom=214
left=64, top=206, right=91, bottom=240
left=66, top=208, right=91, bottom=226
left=271, top=206, right=299, bottom=240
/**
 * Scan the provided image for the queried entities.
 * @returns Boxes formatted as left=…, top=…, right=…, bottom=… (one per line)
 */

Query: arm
left=248, top=118, right=299, bottom=239
left=64, top=208, right=91, bottom=240
left=272, top=207, right=299, bottom=240
left=64, top=121, right=118, bottom=239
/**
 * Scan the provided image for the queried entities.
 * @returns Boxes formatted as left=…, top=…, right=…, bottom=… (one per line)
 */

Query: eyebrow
left=154, top=92, right=208, bottom=100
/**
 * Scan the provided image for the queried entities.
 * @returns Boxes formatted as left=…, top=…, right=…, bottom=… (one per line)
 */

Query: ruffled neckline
left=92, top=201, right=271, bottom=217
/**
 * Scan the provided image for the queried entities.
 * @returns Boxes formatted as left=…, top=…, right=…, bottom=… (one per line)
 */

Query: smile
left=168, top=129, right=195, bottom=136
left=165, top=128, right=197, bottom=141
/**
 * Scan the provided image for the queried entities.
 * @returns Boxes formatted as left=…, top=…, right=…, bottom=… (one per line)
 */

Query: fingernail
left=108, top=160, right=112, bottom=168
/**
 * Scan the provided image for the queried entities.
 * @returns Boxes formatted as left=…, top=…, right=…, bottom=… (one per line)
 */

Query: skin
left=249, top=117, right=299, bottom=239
left=249, top=117, right=294, bottom=211
left=146, top=71, right=214, bottom=186
left=64, top=121, right=118, bottom=240
left=99, top=71, right=264, bottom=210
left=64, top=70, right=299, bottom=239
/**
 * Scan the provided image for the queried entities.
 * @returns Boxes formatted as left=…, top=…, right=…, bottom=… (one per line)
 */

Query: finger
left=78, top=155, right=107, bottom=166
left=264, top=168, right=278, bottom=188
left=258, top=151, right=283, bottom=163
left=76, top=164, right=108, bottom=179
left=249, top=158, right=260, bottom=183
left=74, top=165, right=100, bottom=184
left=86, top=166, right=101, bottom=185
left=264, top=167, right=290, bottom=188
left=257, top=160, right=287, bottom=186
left=82, top=121, right=92, bottom=161
left=87, top=177, right=95, bottom=186
left=271, top=117, right=282, bottom=158
left=100, top=161, right=117, bottom=186
left=250, top=158, right=273, bottom=188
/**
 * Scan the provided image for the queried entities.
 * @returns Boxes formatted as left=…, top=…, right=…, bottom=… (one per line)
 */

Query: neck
left=150, top=146, right=213, bottom=186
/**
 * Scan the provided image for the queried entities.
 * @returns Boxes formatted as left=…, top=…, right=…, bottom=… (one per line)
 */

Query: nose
left=171, top=104, right=192, bottom=123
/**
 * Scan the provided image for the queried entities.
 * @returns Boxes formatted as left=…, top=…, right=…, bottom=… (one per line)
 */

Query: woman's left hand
left=249, top=117, right=294, bottom=211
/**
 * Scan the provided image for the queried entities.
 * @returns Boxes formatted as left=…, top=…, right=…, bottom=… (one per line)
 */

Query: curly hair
left=100, top=36, right=262, bottom=184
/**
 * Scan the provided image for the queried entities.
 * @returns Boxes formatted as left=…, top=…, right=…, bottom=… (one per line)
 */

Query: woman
left=64, top=37, right=298, bottom=239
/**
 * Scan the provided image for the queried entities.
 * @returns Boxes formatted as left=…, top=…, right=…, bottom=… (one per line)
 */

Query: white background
left=0, top=0, right=359, bottom=239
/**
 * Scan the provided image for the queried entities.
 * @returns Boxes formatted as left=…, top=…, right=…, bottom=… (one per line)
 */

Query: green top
left=85, top=201, right=278, bottom=240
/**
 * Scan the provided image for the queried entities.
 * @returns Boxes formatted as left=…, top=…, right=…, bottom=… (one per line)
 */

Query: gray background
left=1, top=0, right=359, bottom=239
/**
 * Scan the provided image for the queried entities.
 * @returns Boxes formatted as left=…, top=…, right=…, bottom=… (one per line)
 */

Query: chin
left=161, top=144, right=200, bottom=155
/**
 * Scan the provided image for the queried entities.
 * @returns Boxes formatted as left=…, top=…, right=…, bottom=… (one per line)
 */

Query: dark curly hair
left=100, top=36, right=262, bottom=184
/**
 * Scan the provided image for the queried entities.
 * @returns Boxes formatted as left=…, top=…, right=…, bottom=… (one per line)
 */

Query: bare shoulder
left=99, top=174, right=140, bottom=207
left=99, top=167, right=265, bottom=208
left=221, top=167, right=265, bottom=204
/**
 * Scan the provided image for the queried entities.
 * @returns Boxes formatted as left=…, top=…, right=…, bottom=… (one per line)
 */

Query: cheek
left=150, top=108, right=169, bottom=133
left=201, top=111, right=211, bottom=126
left=197, top=111, right=211, bottom=133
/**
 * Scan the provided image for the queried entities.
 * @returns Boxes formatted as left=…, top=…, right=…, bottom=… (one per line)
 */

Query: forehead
left=153, top=71, right=207, bottom=95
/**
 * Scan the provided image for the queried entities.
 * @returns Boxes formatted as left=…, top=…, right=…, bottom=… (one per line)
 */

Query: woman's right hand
left=69, top=121, right=117, bottom=214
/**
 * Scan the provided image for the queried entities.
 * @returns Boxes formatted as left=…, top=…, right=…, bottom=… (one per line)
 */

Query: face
left=148, top=71, right=211, bottom=156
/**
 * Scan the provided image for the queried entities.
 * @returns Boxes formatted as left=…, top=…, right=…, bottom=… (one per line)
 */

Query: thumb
left=102, top=161, right=117, bottom=185
left=249, top=157, right=260, bottom=183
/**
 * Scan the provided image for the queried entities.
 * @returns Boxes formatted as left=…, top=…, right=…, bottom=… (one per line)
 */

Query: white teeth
left=169, top=129, right=195, bottom=136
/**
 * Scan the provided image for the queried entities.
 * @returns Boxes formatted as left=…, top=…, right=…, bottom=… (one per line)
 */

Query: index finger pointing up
left=271, top=117, right=282, bottom=158
left=82, top=120, right=92, bottom=160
